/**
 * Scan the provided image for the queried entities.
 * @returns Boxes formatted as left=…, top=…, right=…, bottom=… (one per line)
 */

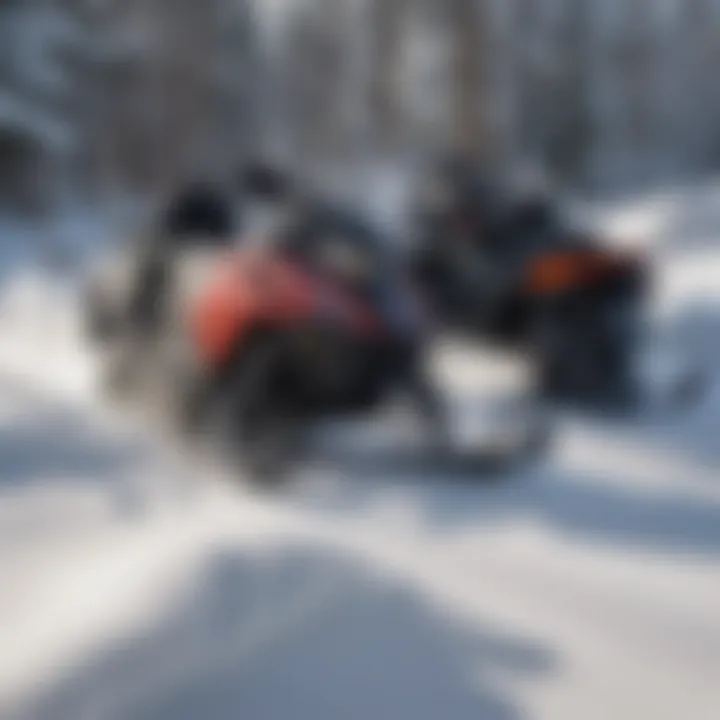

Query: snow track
left=0, top=192, right=719, bottom=720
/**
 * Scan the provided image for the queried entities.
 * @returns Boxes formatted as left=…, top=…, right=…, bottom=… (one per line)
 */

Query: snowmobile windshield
left=486, top=196, right=570, bottom=262
left=278, top=203, right=395, bottom=289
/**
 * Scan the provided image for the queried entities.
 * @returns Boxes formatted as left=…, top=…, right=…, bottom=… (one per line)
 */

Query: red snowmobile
left=85, top=195, right=546, bottom=483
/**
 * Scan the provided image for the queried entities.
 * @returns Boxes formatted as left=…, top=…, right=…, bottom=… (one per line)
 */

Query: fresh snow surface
left=0, top=186, right=719, bottom=720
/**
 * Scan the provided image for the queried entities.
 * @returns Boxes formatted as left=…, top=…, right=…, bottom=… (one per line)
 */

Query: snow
left=0, top=185, right=719, bottom=720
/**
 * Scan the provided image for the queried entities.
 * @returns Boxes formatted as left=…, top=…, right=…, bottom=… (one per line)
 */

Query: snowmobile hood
left=191, top=249, right=390, bottom=367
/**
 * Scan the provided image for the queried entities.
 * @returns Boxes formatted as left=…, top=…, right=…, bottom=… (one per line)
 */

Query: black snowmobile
left=409, top=159, right=697, bottom=412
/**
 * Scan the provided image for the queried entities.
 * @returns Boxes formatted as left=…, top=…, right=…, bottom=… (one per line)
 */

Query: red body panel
left=191, top=250, right=384, bottom=367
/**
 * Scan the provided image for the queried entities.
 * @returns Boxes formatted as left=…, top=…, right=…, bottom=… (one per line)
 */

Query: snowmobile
left=85, top=192, right=548, bottom=483
left=410, top=160, right=700, bottom=412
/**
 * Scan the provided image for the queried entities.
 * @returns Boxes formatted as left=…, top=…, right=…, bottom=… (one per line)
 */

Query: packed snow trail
left=0, top=192, right=719, bottom=720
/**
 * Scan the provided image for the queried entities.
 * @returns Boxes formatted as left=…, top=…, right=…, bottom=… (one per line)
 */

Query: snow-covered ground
left=0, top=187, right=719, bottom=720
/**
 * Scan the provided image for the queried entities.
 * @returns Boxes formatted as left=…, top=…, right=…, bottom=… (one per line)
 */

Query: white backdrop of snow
left=0, top=184, right=718, bottom=719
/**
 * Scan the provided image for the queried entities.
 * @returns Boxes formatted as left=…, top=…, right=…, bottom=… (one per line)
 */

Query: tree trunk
left=369, top=0, right=406, bottom=152
left=447, top=0, right=488, bottom=160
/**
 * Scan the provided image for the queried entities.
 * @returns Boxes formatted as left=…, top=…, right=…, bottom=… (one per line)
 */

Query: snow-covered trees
left=74, top=0, right=261, bottom=200
left=0, top=0, right=261, bottom=212
left=261, top=0, right=720, bottom=190
left=3, top=0, right=720, bottom=211
left=0, top=0, right=89, bottom=212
